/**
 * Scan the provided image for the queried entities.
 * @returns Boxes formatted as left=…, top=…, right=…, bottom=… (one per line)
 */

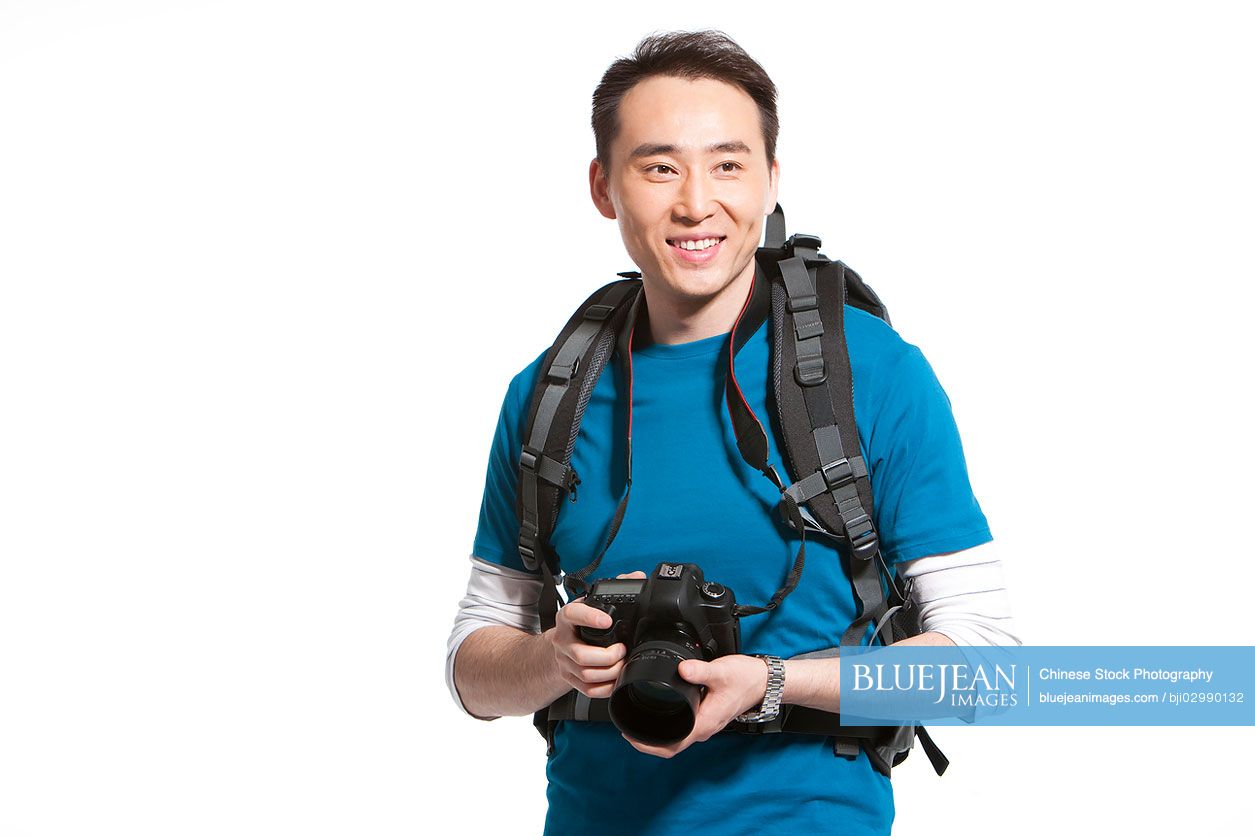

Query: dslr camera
left=577, top=562, right=741, bottom=745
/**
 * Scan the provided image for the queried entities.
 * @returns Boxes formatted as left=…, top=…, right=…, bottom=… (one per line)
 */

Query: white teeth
left=675, top=237, right=721, bottom=251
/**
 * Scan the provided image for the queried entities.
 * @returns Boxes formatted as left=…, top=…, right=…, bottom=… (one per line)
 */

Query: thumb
left=678, top=659, right=713, bottom=684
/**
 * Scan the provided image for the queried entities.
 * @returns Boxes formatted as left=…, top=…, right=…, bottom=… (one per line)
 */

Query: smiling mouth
left=666, top=236, right=727, bottom=252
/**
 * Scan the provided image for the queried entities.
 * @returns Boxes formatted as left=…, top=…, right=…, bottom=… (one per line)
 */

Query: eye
left=647, top=163, right=677, bottom=176
left=717, top=161, right=743, bottom=173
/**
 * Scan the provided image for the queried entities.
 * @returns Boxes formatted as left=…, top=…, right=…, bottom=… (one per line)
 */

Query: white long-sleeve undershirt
left=445, top=541, right=1020, bottom=716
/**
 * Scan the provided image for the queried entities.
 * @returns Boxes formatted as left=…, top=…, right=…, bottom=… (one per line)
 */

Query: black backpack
left=513, top=204, right=948, bottom=777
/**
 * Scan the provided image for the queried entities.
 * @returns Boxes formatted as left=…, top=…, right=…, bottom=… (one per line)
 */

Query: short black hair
left=592, top=30, right=779, bottom=169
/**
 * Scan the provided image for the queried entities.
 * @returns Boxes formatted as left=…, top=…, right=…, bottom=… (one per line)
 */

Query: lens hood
left=608, top=640, right=702, bottom=745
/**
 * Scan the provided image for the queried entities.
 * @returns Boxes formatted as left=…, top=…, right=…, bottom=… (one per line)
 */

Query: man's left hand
left=621, top=654, right=770, bottom=759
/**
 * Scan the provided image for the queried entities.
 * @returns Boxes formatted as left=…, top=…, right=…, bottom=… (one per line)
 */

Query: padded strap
left=562, top=291, right=645, bottom=596
left=769, top=259, right=890, bottom=647
left=518, top=280, right=641, bottom=573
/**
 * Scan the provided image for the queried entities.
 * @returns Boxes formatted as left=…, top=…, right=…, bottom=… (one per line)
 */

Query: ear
left=589, top=158, right=617, bottom=220
left=766, top=157, right=781, bottom=214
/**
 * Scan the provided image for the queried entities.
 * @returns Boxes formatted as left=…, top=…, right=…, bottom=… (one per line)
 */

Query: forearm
left=453, top=625, right=569, bottom=719
left=780, top=631, right=954, bottom=713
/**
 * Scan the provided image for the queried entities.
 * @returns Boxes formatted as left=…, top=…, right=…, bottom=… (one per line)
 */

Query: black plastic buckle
left=518, top=523, right=539, bottom=567
left=584, top=303, right=615, bottom=321
left=843, top=510, right=872, bottom=535
left=786, top=293, right=818, bottom=314
left=547, top=356, right=579, bottom=383
left=849, top=526, right=880, bottom=561
left=794, top=355, right=827, bottom=386
left=788, top=233, right=823, bottom=252
left=520, top=447, right=539, bottom=472
left=821, top=458, right=855, bottom=491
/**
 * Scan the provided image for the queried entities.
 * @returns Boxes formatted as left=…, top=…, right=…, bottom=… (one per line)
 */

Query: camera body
left=578, top=562, right=740, bottom=657
left=576, top=562, right=741, bottom=745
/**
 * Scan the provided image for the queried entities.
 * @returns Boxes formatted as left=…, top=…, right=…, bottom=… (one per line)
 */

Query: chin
left=660, top=274, right=738, bottom=303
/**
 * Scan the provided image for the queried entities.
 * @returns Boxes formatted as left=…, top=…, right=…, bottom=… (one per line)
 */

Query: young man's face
left=590, top=75, right=779, bottom=315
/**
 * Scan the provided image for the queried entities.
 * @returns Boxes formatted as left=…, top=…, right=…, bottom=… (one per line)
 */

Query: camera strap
left=720, top=265, right=808, bottom=616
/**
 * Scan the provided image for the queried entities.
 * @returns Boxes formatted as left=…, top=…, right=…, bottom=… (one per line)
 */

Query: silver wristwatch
left=735, top=654, right=785, bottom=723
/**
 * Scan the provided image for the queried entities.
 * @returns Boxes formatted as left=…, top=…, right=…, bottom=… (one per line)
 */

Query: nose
left=673, top=171, right=714, bottom=222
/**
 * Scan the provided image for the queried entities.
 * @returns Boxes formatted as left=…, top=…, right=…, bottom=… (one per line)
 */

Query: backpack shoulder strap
left=519, top=275, right=641, bottom=758
left=515, top=276, right=642, bottom=593
left=758, top=219, right=901, bottom=647
left=516, top=276, right=642, bottom=580
left=762, top=219, right=946, bottom=774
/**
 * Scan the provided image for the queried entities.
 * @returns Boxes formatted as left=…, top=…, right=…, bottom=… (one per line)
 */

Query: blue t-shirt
left=471, top=306, right=991, bottom=836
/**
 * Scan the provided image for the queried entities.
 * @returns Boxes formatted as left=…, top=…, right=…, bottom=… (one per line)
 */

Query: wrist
left=540, top=627, right=565, bottom=687
left=780, top=658, right=842, bottom=713
left=735, top=654, right=784, bottom=723
left=746, top=654, right=770, bottom=708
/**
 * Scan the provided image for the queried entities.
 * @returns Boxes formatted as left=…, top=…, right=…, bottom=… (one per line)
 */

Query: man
left=446, top=31, right=1018, bottom=835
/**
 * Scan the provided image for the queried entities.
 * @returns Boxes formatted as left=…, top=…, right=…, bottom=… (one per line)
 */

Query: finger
left=677, top=658, right=714, bottom=685
left=578, top=680, right=617, bottom=700
left=567, top=660, right=625, bottom=685
left=565, top=641, right=627, bottom=668
left=614, top=571, right=648, bottom=579
left=564, top=667, right=619, bottom=697
left=561, top=601, right=614, bottom=630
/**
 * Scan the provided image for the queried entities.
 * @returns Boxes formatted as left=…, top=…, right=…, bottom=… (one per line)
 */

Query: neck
left=637, top=259, right=756, bottom=346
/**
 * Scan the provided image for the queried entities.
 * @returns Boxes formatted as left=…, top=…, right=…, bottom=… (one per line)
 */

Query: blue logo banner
left=836, top=646, right=1255, bottom=726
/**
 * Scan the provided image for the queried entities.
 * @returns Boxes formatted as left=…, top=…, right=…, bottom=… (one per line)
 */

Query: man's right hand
left=544, top=571, right=645, bottom=699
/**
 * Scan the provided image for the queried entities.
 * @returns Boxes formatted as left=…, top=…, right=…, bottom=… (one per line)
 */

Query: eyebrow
left=627, top=140, right=753, bottom=159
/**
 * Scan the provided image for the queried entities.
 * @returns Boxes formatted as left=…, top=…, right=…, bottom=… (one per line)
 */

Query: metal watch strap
left=735, top=655, right=785, bottom=723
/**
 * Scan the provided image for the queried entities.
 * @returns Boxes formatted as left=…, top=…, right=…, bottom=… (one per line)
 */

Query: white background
left=2, top=1, right=1253, bottom=833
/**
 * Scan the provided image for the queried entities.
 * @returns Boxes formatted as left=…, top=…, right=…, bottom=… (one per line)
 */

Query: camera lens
left=608, top=637, right=702, bottom=745
left=626, top=680, right=688, bottom=715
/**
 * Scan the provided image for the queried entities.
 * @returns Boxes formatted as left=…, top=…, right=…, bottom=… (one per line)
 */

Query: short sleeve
left=865, top=344, right=992, bottom=564
left=471, top=354, right=546, bottom=573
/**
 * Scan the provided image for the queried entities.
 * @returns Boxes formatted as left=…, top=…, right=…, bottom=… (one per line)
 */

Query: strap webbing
left=916, top=726, right=950, bottom=776
left=779, top=255, right=827, bottom=386
left=764, top=204, right=787, bottom=250
left=545, top=689, right=883, bottom=740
